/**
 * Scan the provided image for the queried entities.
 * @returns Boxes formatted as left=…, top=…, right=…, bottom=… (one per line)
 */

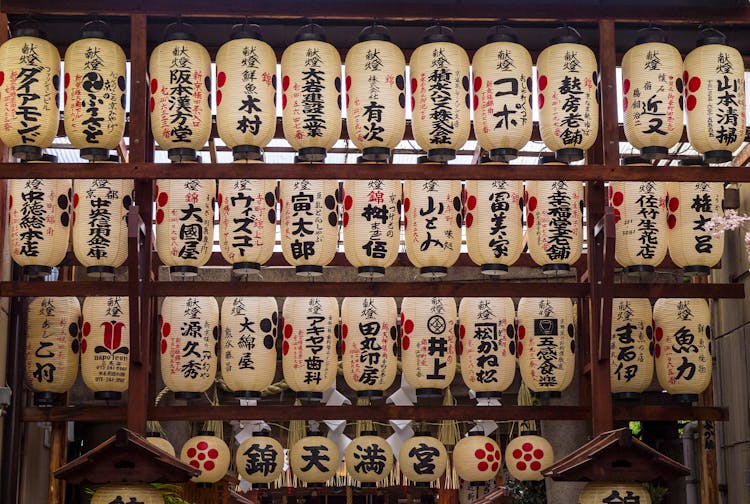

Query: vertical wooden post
left=48, top=421, right=67, bottom=504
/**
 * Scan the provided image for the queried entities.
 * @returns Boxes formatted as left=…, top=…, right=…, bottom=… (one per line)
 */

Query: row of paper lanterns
left=26, top=295, right=711, bottom=407
left=0, top=22, right=744, bottom=164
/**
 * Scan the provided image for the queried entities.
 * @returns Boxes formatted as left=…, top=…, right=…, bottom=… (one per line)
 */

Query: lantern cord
left=437, top=388, right=460, bottom=448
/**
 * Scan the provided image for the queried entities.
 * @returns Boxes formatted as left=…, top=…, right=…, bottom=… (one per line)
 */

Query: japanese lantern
left=63, top=21, right=127, bottom=161
left=653, top=298, right=712, bottom=403
left=290, top=434, right=340, bottom=485
left=220, top=296, right=278, bottom=399
left=399, top=433, right=448, bottom=485
left=149, top=25, right=211, bottom=161
left=155, top=178, right=215, bottom=277
left=25, top=297, right=81, bottom=407
left=611, top=298, right=654, bottom=399
left=458, top=297, right=517, bottom=399
left=409, top=26, right=471, bottom=162
left=403, top=179, right=462, bottom=277
left=91, top=484, right=164, bottom=504
left=0, top=24, right=60, bottom=160
left=505, top=433, right=554, bottom=481
left=684, top=28, right=746, bottom=164
left=472, top=30, right=533, bottom=161
left=237, top=434, right=284, bottom=485
left=145, top=432, right=176, bottom=457
left=342, top=177, right=401, bottom=277
left=537, top=27, right=599, bottom=162
left=345, top=432, right=394, bottom=486
left=72, top=178, right=134, bottom=278
left=453, top=432, right=501, bottom=484
left=341, top=297, right=398, bottom=399
left=517, top=297, right=576, bottom=397
left=279, top=179, right=339, bottom=276
left=666, top=180, right=723, bottom=275
left=400, top=297, right=457, bottom=398
left=610, top=157, right=668, bottom=273
left=81, top=296, right=130, bottom=400
left=281, top=297, right=338, bottom=401
left=281, top=25, right=342, bottom=162
left=345, top=26, right=406, bottom=161
left=621, top=28, right=683, bottom=159
left=181, top=432, right=231, bottom=483
left=578, top=483, right=652, bottom=504
left=160, top=296, right=219, bottom=400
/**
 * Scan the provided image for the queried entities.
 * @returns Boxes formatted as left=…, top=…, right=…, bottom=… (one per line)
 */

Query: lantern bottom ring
left=296, top=391, right=323, bottom=402
left=542, top=264, right=570, bottom=274
left=475, top=391, right=503, bottom=400
left=12, top=145, right=43, bottom=161
left=702, top=150, right=732, bottom=164
left=33, top=391, right=59, bottom=408
left=174, top=391, right=202, bottom=401
left=414, top=482, right=432, bottom=488
left=358, top=266, right=386, bottom=278
left=613, top=392, right=641, bottom=401
left=232, top=145, right=263, bottom=161
left=469, top=481, right=490, bottom=487
left=416, top=388, right=444, bottom=398
left=80, top=147, right=112, bottom=162
left=233, top=262, right=261, bottom=275
left=359, top=482, right=377, bottom=488
left=624, top=265, right=654, bottom=274
left=427, top=148, right=456, bottom=162
left=357, top=390, right=383, bottom=399
left=252, top=483, right=269, bottom=489
left=296, top=265, right=324, bottom=276
left=297, top=147, right=327, bottom=162
left=419, top=266, right=448, bottom=278
left=145, top=431, right=162, bottom=438
left=87, top=265, right=117, bottom=279
left=673, top=393, right=699, bottom=404
left=683, top=265, right=710, bottom=276
left=555, top=148, right=584, bottom=163
left=306, top=483, right=325, bottom=488
left=520, top=429, right=540, bottom=436
left=362, top=147, right=391, bottom=161
left=532, top=391, right=561, bottom=400
left=23, top=265, right=53, bottom=278
left=489, top=148, right=518, bottom=162
left=167, top=148, right=198, bottom=163
left=234, top=390, right=262, bottom=399
left=481, top=264, right=509, bottom=275
left=639, top=146, right=668, bottom=160
left=94, top=391, right=122, bottom=401
left=169, top=265, right=199, bottom=277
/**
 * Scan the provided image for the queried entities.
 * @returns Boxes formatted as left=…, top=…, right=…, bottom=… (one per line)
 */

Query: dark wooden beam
left=0, top=282, right=130, bottom=297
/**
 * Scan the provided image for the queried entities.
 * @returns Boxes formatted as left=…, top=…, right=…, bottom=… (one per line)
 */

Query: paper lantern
left=345, top=432, right=394, bottom=486
left=160, top=296, right=219, bottom=400
left=149, top=26, right=211, bottom=161
left=666, top=181, right=723, bottom=275
left=517, top=297, right=576, bottom=397
left=400, top=297, right=457, bottom=398
left=9, top=172, right=71, bottom=278
left=537, top=28, right=599, bottom=162
left=181, top=432, right=231, bottom=483
left=72, top=178, right=133, bottom=278
left=403, top=179, right=462, bottom=277
left=91, top=484, right=164, bottom=504
left=578, top=483, right=652, bottom=504
left=341, top=297, right=398, bottom=399
left=218, top=173, right=277, bottom=275
left=221, top=296, right=278, bottom=399
left=81, top=296, right=130, bottom=400
left=505, top=433, right=554, bottom=481
left=63, top=21, right=126, bottom=161
left=237, top=435, right=284, bottom=485
left=472, top=30, right=533, bottom=161
left=653, top=298, right=712, bottom=403
left=453, top=432, right=501, bottom=484
left=145, top=432, right=176, bottom=456
left=409, top=26, right=471, bottom=162
left=684, top=28, right=746, bottom=164
left=345, top=26, right=406, bottom=161
left=399, top=433, right=448, bottom=485
left=281, top=297, right=338, bottom=401
left=342, top=178, right=401, bottom=277
left=0, top=24, right=60, bottom=160
left=621, top=29, right=683, bottom=160
left=458, top=297, right=516, bottom=399
left=25, top=297, right=80, bottom=407
left=155, top=178, right=215, bottom=277
left=611, top=298, right=654, bottom=399
left=281, top=25, right=342, bottom=162
left=465, top=177, right=524, bottom=274
left=290, top=434, right=340, bottom=485
left=279, top=179, right=339, bottom=276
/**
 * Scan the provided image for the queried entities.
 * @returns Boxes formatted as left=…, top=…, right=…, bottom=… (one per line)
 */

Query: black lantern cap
left=696, top=26, right=727, bottom=47
left=230, top=22, right=264, bottom=41
left=13, top=19, right=47, bottom=39
left=621, top=156, right=650, bottom=166
left=296, top=23, right=327, bottom=42
left=549, top=25, right=583, bottom=45
left=635, top=26, right=668, bottom=45
left=81, top=19, right=114, bottom=40
left=358, top=24, right=391, bottom=42
left=163, top=21, right=196, bottom=42
left=486, top=25, right=518, bottom=44
left=422, top=25, right=455, bottom=44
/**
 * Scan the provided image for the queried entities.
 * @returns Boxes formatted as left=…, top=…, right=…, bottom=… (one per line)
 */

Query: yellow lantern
left=342, top=177, right=401, bottom=277
left=155, top=178, right=215, bottom=277
left=221, top=296, right=278, bottom=399
left=403, top=179, right=462, bottom=277
left=279, top=179, right=339, bottom=276
left=400, top=297, right=457, bottom=398
left=181, top=432, right=231, bottom=483
left=399, top=433, right=448, bottom=485
left=63, top=21, right=126, bottom=161
left=281, top=25, right=342, bottom=162
left=81, top=296, right=130, bottom=400
left=160, top=296, right=219, bottom=400
left=653, top=298, right=712, bottom=403
left=237, top=434, right=284, bottom=486
left=537, top=27, right=599, bottom=162
left=505, top=433, right=554, bottom=481
left=341, top=297, right=398, bottom=399
left=684, top=28, right=745, bottom=164
left=472, top=30, right=533, bottom=161
left=25, top=297, right=80, bottom=407
left=459, top=297, right=516, bottom=399
left=149, top=25, right=211, bottom=161
left=345, top=432, right=394, bottom=486
left=453, top=432, right=502, bottom=484
left=517, top=297, right=576, bottom=397
left=91, top=484, right=164, bottom=504
left=578, top=483, right=652, bottom=504
left=409, top=26, right=471, bottom=162
left=611, top=298, right=654, bottom=399
left=290, top=434, right=340, bottom=485
left=0, top=24, right=60, bottom=160
left=145, top=432, right=176, bottom=457
left=281, top=297, right=338, bottom=401
left=621, top=28, right=683, bottom=160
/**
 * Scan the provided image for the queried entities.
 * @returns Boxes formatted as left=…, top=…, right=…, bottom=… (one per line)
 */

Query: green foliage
left=506, top=479, right=547, bottom=504
left=629, top=421, right=643, bottom=439
left=643, top=482, right=669, bottom=504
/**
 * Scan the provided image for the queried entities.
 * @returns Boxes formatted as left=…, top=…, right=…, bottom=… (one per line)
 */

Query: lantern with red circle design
left=453, top=432, right=502, bottom=484
left=505, top=433, right=554, bottom=481
left=611, top=298, right=654, bottom=400
left=181, top=432, right=231, bottom=483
